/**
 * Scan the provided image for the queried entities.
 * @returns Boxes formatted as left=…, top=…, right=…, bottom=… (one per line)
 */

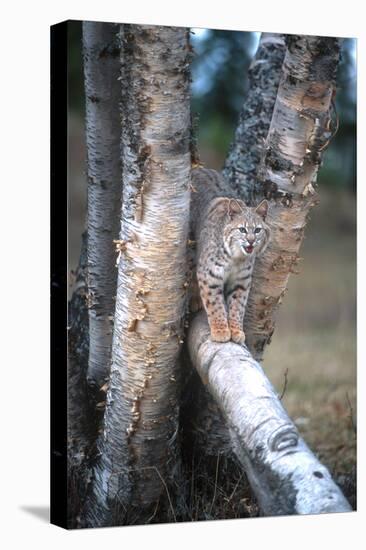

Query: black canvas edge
left=50, top=20, right=69, bottom=529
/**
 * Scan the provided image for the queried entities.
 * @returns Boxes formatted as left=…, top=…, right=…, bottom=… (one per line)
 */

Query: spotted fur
left=190, top=168, right=270, bottom=344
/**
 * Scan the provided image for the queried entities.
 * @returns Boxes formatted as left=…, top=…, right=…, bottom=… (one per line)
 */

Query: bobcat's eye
left=239, top=227, right=247, bottom=233
left=254, top=227, right=262, bottom=234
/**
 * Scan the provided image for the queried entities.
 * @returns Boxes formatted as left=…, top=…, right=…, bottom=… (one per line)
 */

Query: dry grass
left=117, top=454, right=260, bottom=526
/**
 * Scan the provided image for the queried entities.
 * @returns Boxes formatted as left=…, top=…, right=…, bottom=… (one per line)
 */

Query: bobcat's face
left=224, top=200, right=270, bottom=259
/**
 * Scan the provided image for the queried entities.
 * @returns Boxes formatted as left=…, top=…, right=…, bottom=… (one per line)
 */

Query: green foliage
left=197, top=114, right=234, bottom=157
left=191, top=29, right=256, bottom=161
left=191, top=30, right=256, bottom=120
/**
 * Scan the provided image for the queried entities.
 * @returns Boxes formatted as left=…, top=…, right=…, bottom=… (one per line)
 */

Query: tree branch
left=188, top=312, right=351, bottom=515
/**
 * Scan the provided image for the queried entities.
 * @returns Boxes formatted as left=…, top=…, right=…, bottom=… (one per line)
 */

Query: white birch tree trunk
left=242, top=35, right=341, bottom=359
left=81, top=24, right=192, bottom=527
left=83, top=22, right=122, bottom=390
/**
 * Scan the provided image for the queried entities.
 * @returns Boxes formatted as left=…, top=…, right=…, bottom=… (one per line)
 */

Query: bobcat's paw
left=210, top=324, right=231, bottom=343
left=231, top=329, right=246, bottom=345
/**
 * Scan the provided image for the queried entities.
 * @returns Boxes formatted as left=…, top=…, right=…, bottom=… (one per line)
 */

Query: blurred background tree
left=190, top=29, right=256, bottom=163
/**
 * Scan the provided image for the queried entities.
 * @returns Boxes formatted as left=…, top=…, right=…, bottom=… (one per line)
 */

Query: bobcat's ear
left=228, top=198, right=244, bottom=218
left=255, top=200, right=268, bottom=220
left=211, top=198, right=230, bottom=215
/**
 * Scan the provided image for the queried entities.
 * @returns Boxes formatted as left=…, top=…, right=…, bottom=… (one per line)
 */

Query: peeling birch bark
left=188, top=312, right=351, bottom=515
left=82, top=22, right=122, bottom=390
left=81, top=24, right=191, bottom=527
left=242, top=35, right=341, bottom=360
left=223, top=33, right=286, bottom=205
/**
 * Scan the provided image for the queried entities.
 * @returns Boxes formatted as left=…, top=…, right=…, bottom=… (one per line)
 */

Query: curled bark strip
left=83, top=22, right=122, bottom=390
left=188, top=312, right=351, bottom=516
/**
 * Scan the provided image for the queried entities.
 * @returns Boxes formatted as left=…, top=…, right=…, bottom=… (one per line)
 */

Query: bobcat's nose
left=247, top=237, right=255, bottom=245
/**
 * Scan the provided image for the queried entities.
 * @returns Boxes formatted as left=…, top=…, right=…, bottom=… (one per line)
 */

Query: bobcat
left=190, top=168, right=270, bottom=344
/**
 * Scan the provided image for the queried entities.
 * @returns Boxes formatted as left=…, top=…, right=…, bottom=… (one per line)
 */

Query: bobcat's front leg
left=227, top=284, right=250, bottom=345
left=197, top=265, right=230, bottom=343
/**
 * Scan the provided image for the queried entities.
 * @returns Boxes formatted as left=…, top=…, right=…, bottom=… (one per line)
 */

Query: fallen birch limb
left=188, top=311, right=351, bottom=516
